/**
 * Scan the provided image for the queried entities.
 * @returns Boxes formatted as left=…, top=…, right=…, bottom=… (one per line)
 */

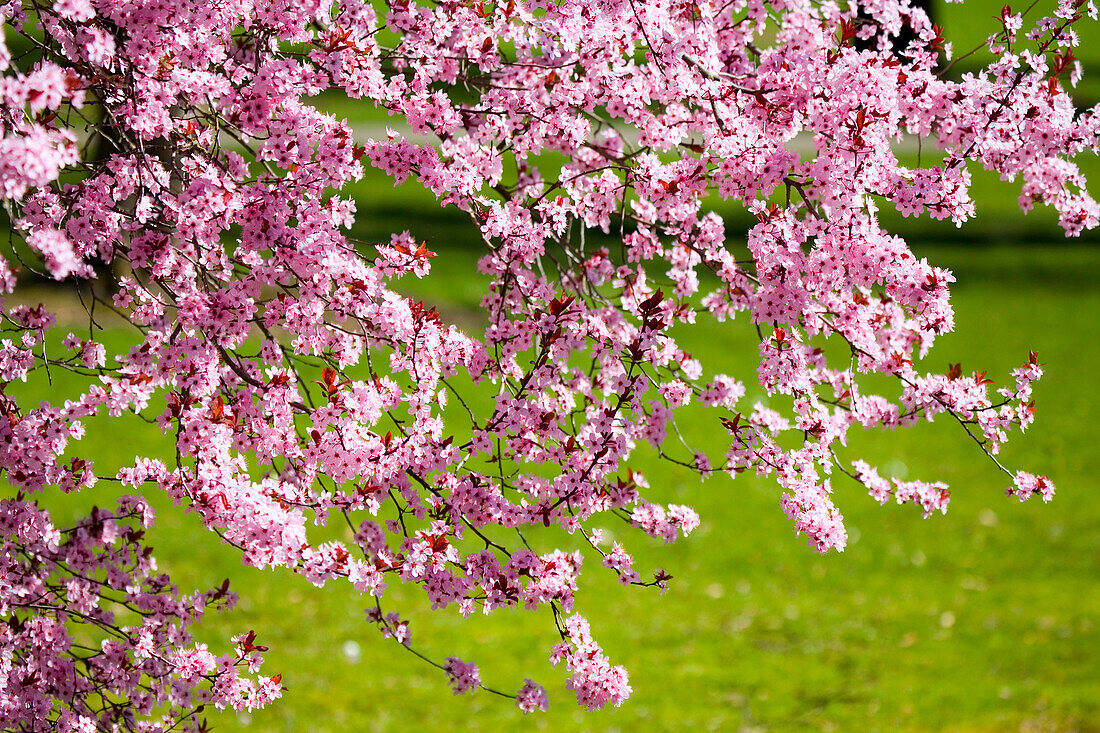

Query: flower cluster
left=0, top=0, right=1091, bottom=723
left=0, top=496, right=280, bottom=731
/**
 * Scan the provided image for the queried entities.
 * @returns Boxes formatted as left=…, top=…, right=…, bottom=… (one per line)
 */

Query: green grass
left=10, top=239, right=1099, bottom=732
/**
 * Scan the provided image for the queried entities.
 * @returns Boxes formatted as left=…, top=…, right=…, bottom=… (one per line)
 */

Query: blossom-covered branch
left=0, top=0, right=1094, bottom=724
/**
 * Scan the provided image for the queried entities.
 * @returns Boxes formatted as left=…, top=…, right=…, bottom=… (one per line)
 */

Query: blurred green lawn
left=7, top=1, right=1100, bottom=731
left=16, top=242, right=1100, bottom=732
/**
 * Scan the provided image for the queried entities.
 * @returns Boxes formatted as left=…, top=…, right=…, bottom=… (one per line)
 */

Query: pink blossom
left=515, top=678, right=550, bottom=714
left=443, top=657, right=481, bottom=695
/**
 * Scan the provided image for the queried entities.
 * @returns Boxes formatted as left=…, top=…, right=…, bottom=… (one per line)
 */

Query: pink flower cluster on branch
left=0, top=496, right=281, bottom=731
left=0, top=0, right=1092, bottom=723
